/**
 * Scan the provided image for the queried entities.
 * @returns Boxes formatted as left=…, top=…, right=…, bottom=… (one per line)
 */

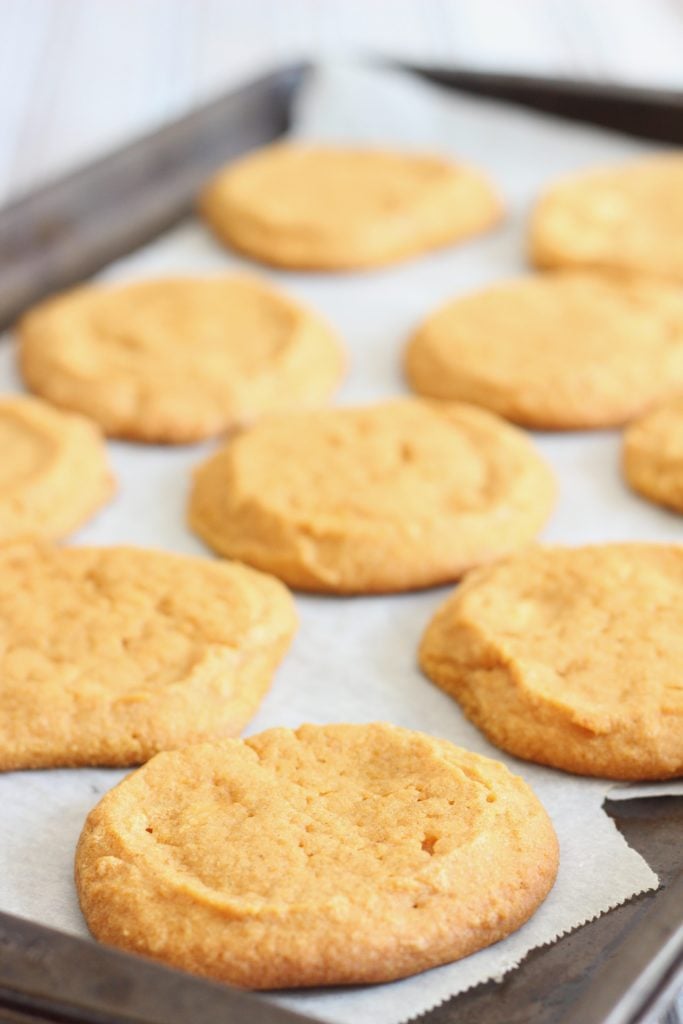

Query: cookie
left=405, top=271, right=683, bottom=429
left=199, top=144, right=502, bottom=270
left=0, top=395, right=113, bottom=544
left=76, top=722, right=558, bottom=988
left=0, top=544, right=295, bottom=770
left=18, top=275, right=344, bottom=443
left=530, top=155, right=683, bottom=280
left=420, top=544, right=683, bottom=780
left=623, top=397, right=683, bottom=512
left=188, top=398, right=555, bottom=594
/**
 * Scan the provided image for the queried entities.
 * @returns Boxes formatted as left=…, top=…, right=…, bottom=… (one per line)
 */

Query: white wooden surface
left=1, top=0, right=683, bottom=204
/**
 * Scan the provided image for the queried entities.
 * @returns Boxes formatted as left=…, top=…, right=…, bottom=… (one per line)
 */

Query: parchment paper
left=1, top=63, right=682, bottom=1024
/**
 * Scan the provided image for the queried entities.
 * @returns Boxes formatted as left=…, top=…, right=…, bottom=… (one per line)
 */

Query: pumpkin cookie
left=76, top=722, right=559, bottom=989
left=188, top=398, right=555, bottom=594
left=420, top=544, right=683, bottom=780
left=199, top=144, right=502, bottom=270
left=623, top=397, right=683, bottom=512
left=405, top=271, right=683, bottom=429
left=0, top=544, right=295, bottom=770
left=530, top=155, right=683, bottom=280
left=0, top=395, right=113, bottom=544
left=18, top=275, right=343, bottom=443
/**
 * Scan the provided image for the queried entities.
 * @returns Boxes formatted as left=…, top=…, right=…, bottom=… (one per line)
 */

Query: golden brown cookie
left=530, top=155, right=683, bottom=280
left=18, top=275, right=344, bottom=443
left=405, top=271, right=683, bottom=429
left=623, top=397, right=683, bottom=512
left=420, top=544, right=683, bottom=780
left=188, top=398, right=555, bottom=594
left=0, top=395, right=113, bottom=543
left=199, top=144, right=502, bottom=270
left=0, top=544, right=295, bottom=770
left=76, top=722, right=559, bottom=988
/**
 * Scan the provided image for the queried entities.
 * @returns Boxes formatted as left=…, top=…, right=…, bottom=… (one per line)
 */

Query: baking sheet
left=1, top=61, right=682, bottom=1024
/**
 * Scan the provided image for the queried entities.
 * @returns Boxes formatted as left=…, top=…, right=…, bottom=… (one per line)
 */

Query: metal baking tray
left=0, top=62, right=682, bottom=1024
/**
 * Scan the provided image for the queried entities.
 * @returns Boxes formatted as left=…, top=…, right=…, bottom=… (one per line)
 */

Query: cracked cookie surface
left=0, top=544, right=296, bottom=770
left=200, top=144, right=502, bottom=270
left=18, top=275, right=343, bottom=443
left=76, top=722, right=558, bottom=988
left=420, top=544, right=683, bottom=779
left=405, top=271, right=683, bottom=429
left=0, top=395, right=113, bottom=543
left=188, top=398, right=555, bottom=593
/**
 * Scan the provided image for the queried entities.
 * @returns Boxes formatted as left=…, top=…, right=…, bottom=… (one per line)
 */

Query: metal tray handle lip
left=0, top=62, right=308, bottom=217
left=558, top=871, right=683, bottom=1024
left=402, top=62, right=683, bottom=106
left=0, top=908, right=319, bottom=1024
left=0, top=62, right=307, bottom=332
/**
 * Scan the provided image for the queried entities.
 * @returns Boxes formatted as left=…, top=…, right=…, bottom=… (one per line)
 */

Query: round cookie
left=405, top=271, right=683, bottom=429
left=76, top=722, right=559, bottom=989
left=623, top=397, right=683, bottom=512
left=530, top=155, right=683, bottom=280
left=0, top=544, right=295, bottom=770
left=199, top=144, right=503, bottom=270
left=188, top=398, right=555, bottom=594
left=0, top=395, right=113, bottom=543
left=18, top=275, right=344, bottom=443
left=420, top=544, right=683, bottom=780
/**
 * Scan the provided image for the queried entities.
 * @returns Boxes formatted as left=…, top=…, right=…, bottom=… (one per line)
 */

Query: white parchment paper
left=1, top=63, right=682, bottom=1024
